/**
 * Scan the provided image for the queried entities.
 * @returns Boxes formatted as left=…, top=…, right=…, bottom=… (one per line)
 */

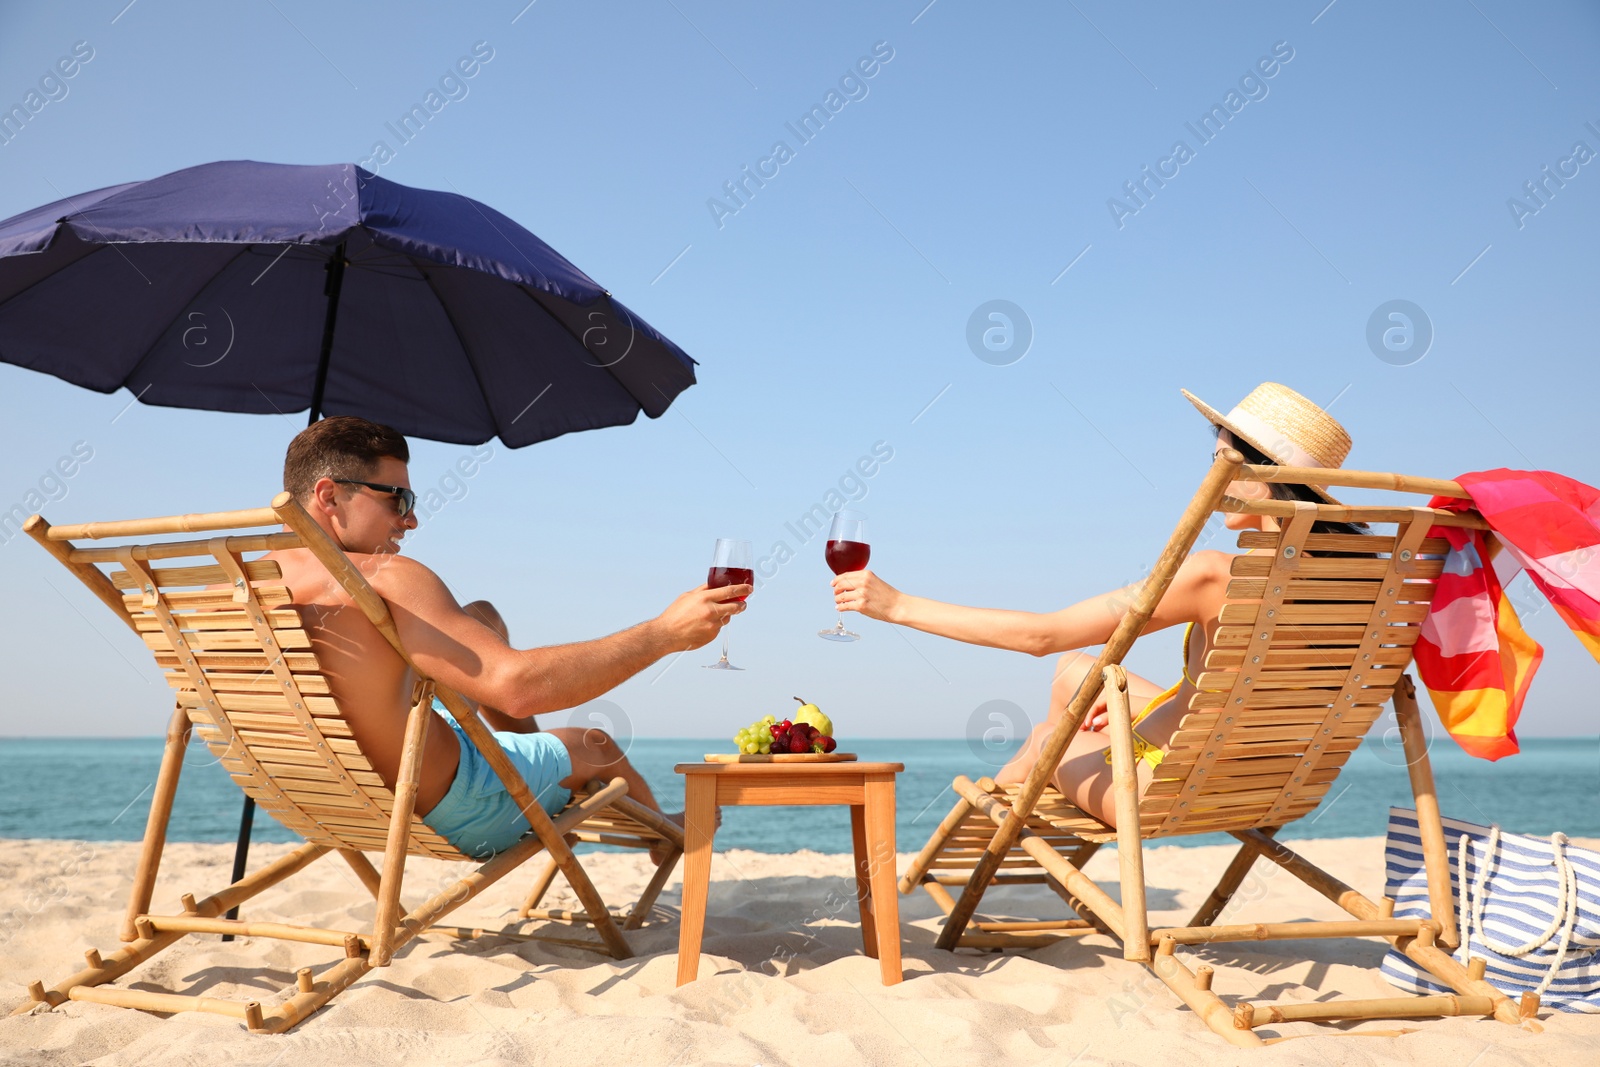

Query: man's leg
left=480, top=705, right=539, bottom=734
left=546, top=726, right=699, bottom=862
left=464, top=599, right=540, bottom=734
left=548, top=726, right=662, bottom=810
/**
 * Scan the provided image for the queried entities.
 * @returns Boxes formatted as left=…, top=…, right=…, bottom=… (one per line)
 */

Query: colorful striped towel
left=1414, top=470, right=1600, bottom=760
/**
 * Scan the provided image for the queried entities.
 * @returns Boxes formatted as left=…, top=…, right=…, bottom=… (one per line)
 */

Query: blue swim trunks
left=421, top=701, right=573, bottom=858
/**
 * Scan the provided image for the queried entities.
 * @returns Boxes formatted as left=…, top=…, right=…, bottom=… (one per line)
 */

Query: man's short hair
left=283, top=416, right=410, bottom=501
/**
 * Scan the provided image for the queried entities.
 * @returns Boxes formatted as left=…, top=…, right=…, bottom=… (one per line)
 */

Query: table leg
left=849, top=804, right=879, bottom=957
left=863, top=776, right=903, bottom=985
left=676, top=777, right=718, bottom=987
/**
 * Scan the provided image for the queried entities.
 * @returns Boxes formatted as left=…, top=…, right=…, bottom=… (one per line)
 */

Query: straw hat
left=1181, top=382, right=1352, bottom=506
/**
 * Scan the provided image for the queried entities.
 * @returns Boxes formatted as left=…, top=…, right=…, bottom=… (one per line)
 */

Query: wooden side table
left=674, top=760, right=905, bottom=987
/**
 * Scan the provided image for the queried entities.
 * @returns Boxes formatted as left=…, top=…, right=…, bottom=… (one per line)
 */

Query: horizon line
left=3, top=734, right=1596, bottom=743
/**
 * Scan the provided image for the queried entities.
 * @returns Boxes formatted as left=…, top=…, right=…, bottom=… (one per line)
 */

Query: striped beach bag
left=1381, top=807, right=1600, bottom=1012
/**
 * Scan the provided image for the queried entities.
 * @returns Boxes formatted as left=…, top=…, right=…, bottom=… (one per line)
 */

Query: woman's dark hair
left=1215, top=426, right=1367, bottom=538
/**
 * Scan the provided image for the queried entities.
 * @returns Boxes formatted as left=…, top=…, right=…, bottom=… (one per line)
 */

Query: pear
left=792, top=696, right=833, bottom=738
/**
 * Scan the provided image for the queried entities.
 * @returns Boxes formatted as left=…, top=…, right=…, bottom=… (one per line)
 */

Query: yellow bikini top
left=1180, top=621, right=1200, bottom=687
left=1116, top=623, right=1203, bottom=766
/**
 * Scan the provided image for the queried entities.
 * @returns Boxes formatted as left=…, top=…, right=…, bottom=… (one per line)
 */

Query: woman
left=831, top=383, right=1361, bottom=827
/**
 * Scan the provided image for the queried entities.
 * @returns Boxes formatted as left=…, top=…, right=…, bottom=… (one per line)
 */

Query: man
left=267, top=416, right=746, bottom=858
left=457, top=600, right=538, bottom=733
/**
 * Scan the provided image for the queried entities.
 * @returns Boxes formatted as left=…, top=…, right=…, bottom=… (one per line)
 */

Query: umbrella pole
left=220, top=799, right=256, bottom=939
left=225, top=242, right=348, bottom=935
left=307, top=242, right=347, bottom=424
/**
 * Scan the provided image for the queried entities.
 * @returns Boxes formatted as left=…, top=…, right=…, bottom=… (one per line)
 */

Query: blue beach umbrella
left=0, top=159, right=699, bottom=913
left=0, top=159, right=696, bottom=442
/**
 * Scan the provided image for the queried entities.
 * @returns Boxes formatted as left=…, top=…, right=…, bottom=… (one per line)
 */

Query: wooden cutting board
left=702, top=752, right=858, bottom=763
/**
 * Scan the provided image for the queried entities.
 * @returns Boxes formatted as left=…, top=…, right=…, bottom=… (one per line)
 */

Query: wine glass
left=703, top=538, right=753, bottom=670
left=819, top=510, right=869, bottom=642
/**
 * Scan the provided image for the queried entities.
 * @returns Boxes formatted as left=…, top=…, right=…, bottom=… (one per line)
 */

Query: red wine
left=825, top=539, right=871, bottom=575
left=708, top=566, right=754, bottom=601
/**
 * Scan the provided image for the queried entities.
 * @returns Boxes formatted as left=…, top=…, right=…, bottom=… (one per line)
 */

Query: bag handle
left=1457, top=825, right=1580, bottom=999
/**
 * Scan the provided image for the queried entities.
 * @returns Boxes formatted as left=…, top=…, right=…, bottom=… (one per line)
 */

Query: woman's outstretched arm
left=831, top=550, right=1231, bottom=657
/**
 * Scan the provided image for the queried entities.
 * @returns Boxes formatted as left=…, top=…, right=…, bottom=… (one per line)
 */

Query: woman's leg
left=1047, top=733, right=1154, bottom=827
left=995, top=651, right=1164, bottom=783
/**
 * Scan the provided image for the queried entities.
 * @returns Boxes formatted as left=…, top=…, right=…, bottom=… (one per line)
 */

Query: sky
left=1, top=0, right=1597, bottom=752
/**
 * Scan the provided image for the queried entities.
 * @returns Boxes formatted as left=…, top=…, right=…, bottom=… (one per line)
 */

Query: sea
left=1, top=736, right=1595, bottom=853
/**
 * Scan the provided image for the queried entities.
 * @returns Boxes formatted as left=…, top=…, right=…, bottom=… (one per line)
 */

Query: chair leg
left=372, top=696, right=432, bottom=966
left=897, top=786, right=975, bottom=894
left=623, top=847, right=681, bottom=931
left=1146, top=937, right=1263, bottom=1049
left=517, top=855, right=563, bottom=918
left=1234, top=828, right=1525, bottom=1028
left=121, top=705, right=191, bottom=942
left=920, top=878, right=959, bottom=916
left=442, top=690, right=632, bottom=959
left=1104, top=666, right=1150, bottom=963
left=1394, top=674, right=1459, bottom=949
left=18, top=843, right=331, bottom=1016
left=338, top=850, right=384, bottom=899
left=954, top=777, right=1128, bottom=941
left=1063, top=840, right=1103, bottom=869
left=1186, top=827, right=1278, bottom=928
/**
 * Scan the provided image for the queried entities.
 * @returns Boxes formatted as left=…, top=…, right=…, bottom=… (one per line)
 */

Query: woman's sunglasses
left=334, top=479, right=417, bottom=517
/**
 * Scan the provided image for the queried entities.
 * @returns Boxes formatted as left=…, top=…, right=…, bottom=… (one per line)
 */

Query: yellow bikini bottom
left=1103, top=678, right=1181, bottom=770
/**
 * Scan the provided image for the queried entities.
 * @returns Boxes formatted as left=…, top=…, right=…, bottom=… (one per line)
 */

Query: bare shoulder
left=1181, top=550, right=1237, bottom=613
left=1182, top=549, right=1235, bottom=584
left=356, top=553, right=453, bottom=606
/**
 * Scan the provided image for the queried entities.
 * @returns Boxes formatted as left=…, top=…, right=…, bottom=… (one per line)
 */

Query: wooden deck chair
left=516, top=782, right=684, bottom=933
left=13, top=494, right=680, bottom=1033
left=900, top=450, right=1542, bottom=1047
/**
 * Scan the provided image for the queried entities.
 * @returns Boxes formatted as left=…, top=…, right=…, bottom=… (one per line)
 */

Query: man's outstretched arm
left=368, top=555, right=745, bottom=718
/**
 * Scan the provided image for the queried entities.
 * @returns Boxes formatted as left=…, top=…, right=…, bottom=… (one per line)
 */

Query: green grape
left=735, top=715, right=783, bottom=755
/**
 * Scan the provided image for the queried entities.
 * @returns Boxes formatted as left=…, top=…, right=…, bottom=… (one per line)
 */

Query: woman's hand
left=1079, top=688, right=1110, bottom=733
left=832, top=569, right=902, bottom=623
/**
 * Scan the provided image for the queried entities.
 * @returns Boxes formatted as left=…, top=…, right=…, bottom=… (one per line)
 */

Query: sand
left=1, top=835, right=1595, bottom=1066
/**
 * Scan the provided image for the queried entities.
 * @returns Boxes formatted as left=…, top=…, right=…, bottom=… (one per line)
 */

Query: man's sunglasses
left=333, top=479, right=417, bottom=517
